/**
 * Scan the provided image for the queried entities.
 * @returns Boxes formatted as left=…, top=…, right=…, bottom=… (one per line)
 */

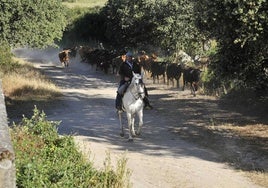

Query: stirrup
left=144, top=105, right=152, bottom=110
left=117, top=108, right=125, bottom=113
left=116, top=105, right=124, bottom=112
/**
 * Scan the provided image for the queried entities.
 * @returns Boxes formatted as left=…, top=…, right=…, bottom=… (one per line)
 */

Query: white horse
left=118, top=72, right=145, bottom=141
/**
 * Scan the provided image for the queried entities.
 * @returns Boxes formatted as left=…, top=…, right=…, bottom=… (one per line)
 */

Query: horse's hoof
left=128, top=138, right=134, bottom=142
left=120, top=133, right=124, bottom=137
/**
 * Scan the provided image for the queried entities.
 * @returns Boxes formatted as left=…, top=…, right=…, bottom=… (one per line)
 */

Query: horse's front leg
left=131, top=113, right=136, bottom=136
left=136, top=109, right=143, bottom=136
left=118, top=111, right=124, bottom=137
left=126, top=113, right=134, bottom=141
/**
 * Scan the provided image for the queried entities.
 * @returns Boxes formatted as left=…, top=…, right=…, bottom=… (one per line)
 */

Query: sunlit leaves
left=194, top=0, right=268, bottom=92
left=0, top=0, right=68, bottom=48
left=102, top=0, right=202, bottom=55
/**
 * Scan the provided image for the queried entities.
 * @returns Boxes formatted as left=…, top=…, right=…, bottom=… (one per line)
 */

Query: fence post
left=0, top=81, right=15, bottom=188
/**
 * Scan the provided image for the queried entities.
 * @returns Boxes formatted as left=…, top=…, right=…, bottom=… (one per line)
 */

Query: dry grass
left=153, top=87, right=268, bottom=187
left=209, top=123, right=268, bottom=139
left=1, top=57, right=61, bottom=100
left=176, top=121, right=268, bottom=187
left=204, top=121, right=268, bottom=186
left=62, top=0, right=107, bottom=8
left=246, top=171, right=268, bottom=187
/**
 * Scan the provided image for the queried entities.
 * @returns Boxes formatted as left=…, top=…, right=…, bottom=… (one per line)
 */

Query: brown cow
left=137, top=52, right=157, bottom=74
left=58, top=50, right=70, bottom=67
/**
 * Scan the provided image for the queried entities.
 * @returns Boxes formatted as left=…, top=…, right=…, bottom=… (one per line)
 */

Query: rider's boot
left=115, top=93, right=123, bottom=111
left=143, top=96, right=153, bottom=110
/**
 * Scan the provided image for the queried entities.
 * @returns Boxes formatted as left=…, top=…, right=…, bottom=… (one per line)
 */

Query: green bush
left=61, top=6, right=105, bottom=47
left=0, top=43, right=19, bottom=78
left=11, top=106, right=130, bottom=188
left=0, top=0, right=67, bottom=48
left=0, top=42, right=12, bottom=65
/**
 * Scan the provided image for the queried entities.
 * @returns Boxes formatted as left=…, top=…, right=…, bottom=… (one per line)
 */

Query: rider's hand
left=124, top=77, right=130, bottom=81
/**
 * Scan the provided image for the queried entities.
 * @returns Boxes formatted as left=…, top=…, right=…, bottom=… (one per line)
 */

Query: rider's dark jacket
left=117, top=59, right=149, bottom=101
left=119, top=60, right=141, bottom=81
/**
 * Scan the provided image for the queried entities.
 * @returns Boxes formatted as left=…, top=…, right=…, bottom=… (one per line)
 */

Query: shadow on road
left=6, top=54, right=268, bottom=175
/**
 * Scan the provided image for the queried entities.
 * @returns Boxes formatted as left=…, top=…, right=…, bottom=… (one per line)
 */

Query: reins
left=128, top=78, right=145, bottom=101
left=130, top=89, right=144, bottom=100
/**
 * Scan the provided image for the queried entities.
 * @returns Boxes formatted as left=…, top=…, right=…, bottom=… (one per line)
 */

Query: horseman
left=115, top=51, right=153, bottom=111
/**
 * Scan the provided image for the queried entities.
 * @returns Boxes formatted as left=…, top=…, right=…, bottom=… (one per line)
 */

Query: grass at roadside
left=2, top=57, right=62, bottom=121
left=1, top=57, right=61, bottom=100
left=62, top=0, right=107, bottom=8
left=11, top=107, right=131, bottom=187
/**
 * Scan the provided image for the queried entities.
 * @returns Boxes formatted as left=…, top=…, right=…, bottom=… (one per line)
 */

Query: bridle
left=129, top=77, right=145, bottom=100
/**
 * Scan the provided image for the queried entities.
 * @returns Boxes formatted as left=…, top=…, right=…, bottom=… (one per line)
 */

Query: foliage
left=63, top=0, right=207, bottom=57
left=194, top=0, right=268, bottom=94
left=62, top=0, right=107, bottom=8
left=0, top=42, right=13, bottom=67
left=100, top=0, right=203, bottom=55
left=11, top=106, right=130, bottom=188
left=62, top=6, right=106, bottom=46
left=153, top=0, right=201, bottom=55
left=100, top=0, right=145, bottom=48
left=0, top=44, right=22, bottom=80
left=0, top=0, right=68, bottom=48
left=59, top=4, right=111, bottom=48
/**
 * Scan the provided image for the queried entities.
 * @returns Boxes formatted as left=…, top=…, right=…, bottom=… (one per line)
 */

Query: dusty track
left=12, top=48, right=265, bottom=188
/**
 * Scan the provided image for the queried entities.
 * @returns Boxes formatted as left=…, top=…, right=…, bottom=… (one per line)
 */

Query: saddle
left=117, top=82, right=130, bottom=96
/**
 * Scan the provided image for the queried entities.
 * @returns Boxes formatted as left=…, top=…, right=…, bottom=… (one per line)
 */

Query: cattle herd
left=58, top=46, right=202, bottom=96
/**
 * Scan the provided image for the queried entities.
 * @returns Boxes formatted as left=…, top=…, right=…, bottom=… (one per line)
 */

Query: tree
left=62, top=7, right=107, bottom=45
left=101, top=0, right=203, bottom=56
left=153, top=0, right=204, bottom=57
left=101, top=0, right=156, bottom=48
left=0, top=0, right=68, bottom=48
left=194, top=0, right=268, bottom=93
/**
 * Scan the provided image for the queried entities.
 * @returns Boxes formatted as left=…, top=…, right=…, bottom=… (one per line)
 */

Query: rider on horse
left=115, top=51, right=153, bottom=111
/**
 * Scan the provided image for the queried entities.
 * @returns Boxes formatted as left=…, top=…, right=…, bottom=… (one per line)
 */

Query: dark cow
left=150, top=61, right=167, bottom=84
left=97, top=49, right=119, bottom=74
left=78, top=46, right=94, bottom=62
left=84, top=49, right=120, bottom=74
left=166, top=63, right=182, bottom=88
left=58, top=50, right=70, bottom=67
left=182, top=67, right=201, bottom=96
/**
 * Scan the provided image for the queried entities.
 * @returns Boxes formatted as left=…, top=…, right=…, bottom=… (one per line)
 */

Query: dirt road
left=13, top=48, right=264, bottom=188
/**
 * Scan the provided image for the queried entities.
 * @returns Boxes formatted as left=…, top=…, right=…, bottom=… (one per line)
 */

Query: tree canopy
left=194, top=0, right=268, bottom=92
left=101, top=0, right=203, bottom=55
left=62, top=0, right=267, bottom=94
left=1, top=0, right=266, bottom=94
left=0, top=0, right=68, bottom=48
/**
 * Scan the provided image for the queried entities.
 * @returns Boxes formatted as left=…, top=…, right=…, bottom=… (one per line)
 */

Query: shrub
left=0, top=42, right=13, bottom=70
left=11, top=106, right=130, bottom=188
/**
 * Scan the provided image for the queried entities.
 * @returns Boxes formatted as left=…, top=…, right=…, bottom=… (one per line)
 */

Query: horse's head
left=131, top=72, right=145, bottom=99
